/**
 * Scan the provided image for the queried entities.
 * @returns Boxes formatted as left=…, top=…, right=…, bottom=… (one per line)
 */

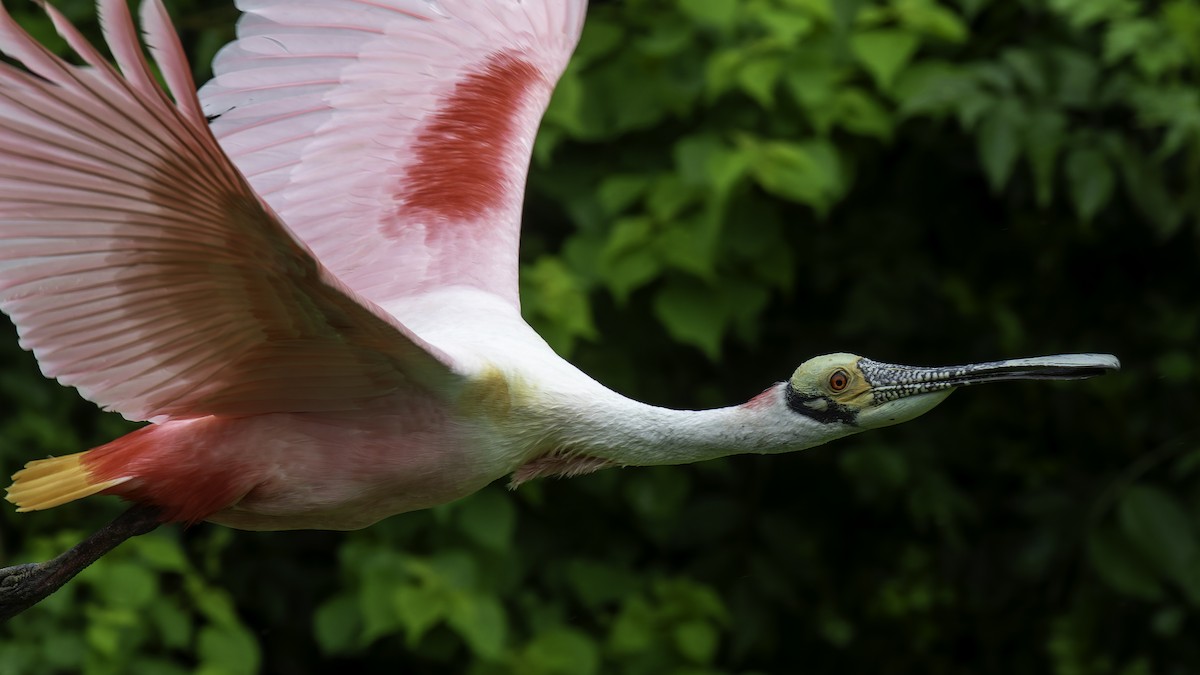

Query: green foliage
left=0, top=0, right=1197, bottom=672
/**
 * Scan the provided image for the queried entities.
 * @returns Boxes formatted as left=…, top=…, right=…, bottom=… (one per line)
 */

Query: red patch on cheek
left=393, top=51, right=544, bottom=226
left=742, top=386, right=779, bottom=410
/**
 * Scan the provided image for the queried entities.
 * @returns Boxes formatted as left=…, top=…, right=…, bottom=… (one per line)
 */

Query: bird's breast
left=203, top=394, right=506, bottom=531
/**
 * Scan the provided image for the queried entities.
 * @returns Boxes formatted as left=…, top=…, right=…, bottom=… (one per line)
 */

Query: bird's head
left=784, top=352, right=1120, bottom=432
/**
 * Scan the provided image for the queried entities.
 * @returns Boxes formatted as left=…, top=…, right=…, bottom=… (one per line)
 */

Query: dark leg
left=0, top=504, right=162, bottom=622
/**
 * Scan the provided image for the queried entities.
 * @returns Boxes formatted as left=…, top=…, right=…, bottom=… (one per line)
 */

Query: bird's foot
left=0, top=504, right=162, bottom=622
left=0, top=562, right=58, bottom=622
left=1, top=562, right=41, bottom=588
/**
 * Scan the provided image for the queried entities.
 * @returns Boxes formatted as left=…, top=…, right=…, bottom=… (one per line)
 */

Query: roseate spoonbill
left=0, top=0, right=1117, bottom=621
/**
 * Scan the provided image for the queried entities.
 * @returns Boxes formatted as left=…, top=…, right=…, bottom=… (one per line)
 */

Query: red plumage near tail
left=6, top=424, right=251, bottom=524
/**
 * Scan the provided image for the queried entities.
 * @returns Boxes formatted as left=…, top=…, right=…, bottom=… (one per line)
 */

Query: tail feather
left=5, top=452, right=130, bottom=512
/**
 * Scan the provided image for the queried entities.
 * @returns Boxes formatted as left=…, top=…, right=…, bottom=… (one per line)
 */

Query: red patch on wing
left=393, top=51, right=544, bottom=226
left=83, top=423, right=253, bottom=524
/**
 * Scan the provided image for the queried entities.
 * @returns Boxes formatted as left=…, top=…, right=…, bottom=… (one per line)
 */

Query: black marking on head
left=785, top=382, right=858, bottom=425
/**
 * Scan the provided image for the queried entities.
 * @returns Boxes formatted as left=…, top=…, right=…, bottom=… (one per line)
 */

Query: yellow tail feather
left=6, top=452, right=130, bottom=512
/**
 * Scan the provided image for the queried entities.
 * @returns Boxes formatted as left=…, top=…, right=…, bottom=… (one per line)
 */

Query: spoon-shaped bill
left=859, top=353, right=1120, bottom=402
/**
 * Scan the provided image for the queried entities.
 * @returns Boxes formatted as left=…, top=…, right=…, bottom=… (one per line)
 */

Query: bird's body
left=0, top=0, right=1117, bottom=618
left=29, top=286, right=849, bottom=531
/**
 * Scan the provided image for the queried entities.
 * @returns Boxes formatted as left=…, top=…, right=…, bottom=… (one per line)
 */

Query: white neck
left=391, top=288, right=854, bottom=474
left=544, top=383, right=850, bottom=467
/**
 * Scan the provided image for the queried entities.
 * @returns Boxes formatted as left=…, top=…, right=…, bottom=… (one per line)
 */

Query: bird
left=0, top=0, right=1117, bottom=621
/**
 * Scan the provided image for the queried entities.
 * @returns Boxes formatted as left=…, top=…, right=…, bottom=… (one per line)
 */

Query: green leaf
left=895, top=0, right=969, bottom=42
left=1064, top=147, right=1114, bottom=222
left=1023, top=107, right=1065, bottom=207
left=673, top=620, right=719, bottom=664
left=834, top=88, right=894, bottom=140
left=893, top=60, right=978, bottom=117
left=572, top=17, right=626, bottom=67
left=196, top=625, right=260, bottom=675
left=599, top=216, right=662, bottom=302
left=1118, top=145, right=1184, bottom=236
left=134, top=534, right=189, bottom=572
left=745, top=138, right=843, bottom=213
left=1103, top=19, right=1158, bottom=66
left=851, top=29, right=920, bottom=91
left=393, top=584, right=448, bottom=645
left=1049, top=0, right=1135, bottom=29
left=754, top=8, right=817, bottom=43
left=44, top=632, right=88, bottom=669
left=653, top=281, right=725, bottom=359
left=94, top=562, right=158, bottom=608
left=522, top=256, right=598, bottom=355
left=677, top=0, right=738, bottom=28
left=1052, top=48, right=1099, bottom=107
left=597, top=174, right=649, bottom=216
left=447, top=594, right=508, bottom=660
left=673, top=133, right=749, bottom=198
left=976, top=101, right=1024, bottom=192
left=1087, top=527, right=1164, bottom=601
left=151, top=602, right=193, bottom=650
left=609, top=597, right=657, bottom=654
left=784, top=58, right=840, bottom=111
left=314, top=594, right=361, bottom=655
left=1117, top=485, right=1200, bottom=589
left=737, top=55, right=783, bottom=107
left=1001, top=49, right=1047, bottom=97
left=525, top=628, right=600, bottom=675
left=457, top=487, right=517, bottom=551
left=647, top=174, right=698, bottom=221
left=566, top=559, right=641, bottom=609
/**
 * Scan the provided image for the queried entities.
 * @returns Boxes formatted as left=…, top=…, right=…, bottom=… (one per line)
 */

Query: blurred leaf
left=134, top=534, right=189, bottom=572
left=94, top=562, right=158, bottom=608
left=737, top=55, right=783, bottom=107
left=457, top=488, right=517, bottom=551
left=744, top=137, right=843, bottom=213
left=599, top=216, right=662, bottom=302
left=609, top=597, right=657, bottom=655
left=1118, top=485, right=1200, bottom=598
left=895, top=0, right=969, bottom=42
left=196, top=624, right=260, bottom=675
left=567, top=559, right=641, bottom=609
left=852, top=29, right=920, bottom=91
left=678, top=0, right=738, bottom=29
left=448, top=594, right=507, bottom=660
left=1024, top=107, right=1066, bottom=206
left=977, top=100, right=1024, bottom=192
left=1087, top=527, right=1164, bottom=601
left=653, top=281, right=726, bottom=359
left=1065, top=147, right=1115, bottom=222
left=394, top=584, right=447, bottom=645
left=314, top=594, right=361, bottom=655
left=674, top=620, right=720, bottom=663
left=835, top=88, right=895, bottom=140
left=525, top=628, right=600, bottom=675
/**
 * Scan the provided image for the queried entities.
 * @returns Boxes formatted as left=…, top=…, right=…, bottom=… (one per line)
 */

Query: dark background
left=1, top=0, right=1197, bottom=673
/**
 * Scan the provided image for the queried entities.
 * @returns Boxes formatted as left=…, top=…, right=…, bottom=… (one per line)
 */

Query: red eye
left=829, top=369, right=850, bottom=392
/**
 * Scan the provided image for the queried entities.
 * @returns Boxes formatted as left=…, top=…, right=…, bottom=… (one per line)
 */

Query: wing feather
left=201, top=0, right=588, bottom=311
left=0, top=0, right=457, bottom=423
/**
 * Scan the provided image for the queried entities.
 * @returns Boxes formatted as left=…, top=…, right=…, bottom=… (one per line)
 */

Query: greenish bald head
left=785, top=352, right=1120, bottom=430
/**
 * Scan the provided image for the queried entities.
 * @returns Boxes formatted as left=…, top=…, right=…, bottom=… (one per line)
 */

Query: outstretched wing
left=199, top=0, right=587, bottom=311
left=0, top=0, right=456, bottom=423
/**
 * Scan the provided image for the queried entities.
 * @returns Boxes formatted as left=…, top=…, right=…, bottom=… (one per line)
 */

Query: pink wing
left=199, top=0, right=587, bottom=311
left=0, top=0, right=456, bottom=423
